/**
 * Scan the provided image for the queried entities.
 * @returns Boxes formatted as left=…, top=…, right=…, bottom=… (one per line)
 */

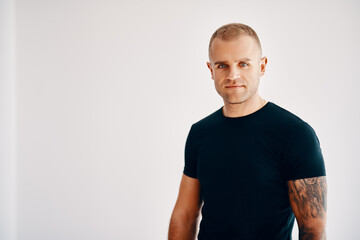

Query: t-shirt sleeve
left=283, top=122, right=326, bottom=181
left=183, top=124, right=198, bottom=179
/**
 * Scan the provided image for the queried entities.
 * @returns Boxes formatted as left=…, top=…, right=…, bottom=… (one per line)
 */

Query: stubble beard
left=224, top=95, right=249, bottom=105
left=222, top=85, right=259, bottom=105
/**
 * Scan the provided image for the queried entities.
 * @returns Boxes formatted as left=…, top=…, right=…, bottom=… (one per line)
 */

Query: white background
left=1, top=0, right=359, bottom=239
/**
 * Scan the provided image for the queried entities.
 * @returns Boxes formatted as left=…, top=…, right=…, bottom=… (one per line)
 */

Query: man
left=168, top=23, right=327, bottom=240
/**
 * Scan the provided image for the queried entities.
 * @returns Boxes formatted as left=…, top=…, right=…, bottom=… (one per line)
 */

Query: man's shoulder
left=268, top=102, right=302, bottom=122
left=190, top=107, right=222, bottom=131
left=268, top=102, right=316, bottom=136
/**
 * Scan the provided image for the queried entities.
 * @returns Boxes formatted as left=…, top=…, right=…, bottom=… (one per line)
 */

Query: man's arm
left=287, top=176, right=327, bottom=240
left=168, top=173, right=203, bottom=240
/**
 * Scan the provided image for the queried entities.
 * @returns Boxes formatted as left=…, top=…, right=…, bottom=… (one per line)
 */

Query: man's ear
left=207, top=62, right=214, bottom=80
left=260, top=56, right=267, bottom=77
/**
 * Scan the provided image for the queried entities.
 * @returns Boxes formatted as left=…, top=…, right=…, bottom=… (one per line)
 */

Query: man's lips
left=226, top=85, right=245, bottom=88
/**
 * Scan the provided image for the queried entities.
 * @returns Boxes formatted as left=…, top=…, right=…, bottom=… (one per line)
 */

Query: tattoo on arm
left=287, top=176, right=327, bottom=239
left=288, top=176, right=327, bottom=219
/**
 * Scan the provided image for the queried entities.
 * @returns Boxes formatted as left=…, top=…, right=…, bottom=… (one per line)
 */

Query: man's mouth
left=226, top=85, right=245, bottom=88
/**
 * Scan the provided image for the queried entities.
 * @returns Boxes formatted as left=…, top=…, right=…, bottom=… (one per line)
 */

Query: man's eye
left=240, top=62, right=248, bottom=67
left=218, top=64, right=227, bottom=69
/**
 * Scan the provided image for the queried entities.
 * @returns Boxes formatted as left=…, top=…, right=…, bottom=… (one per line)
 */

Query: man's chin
left=222, top=96, right=246, bottom=103
left=225, top=99, right=247, bottom=104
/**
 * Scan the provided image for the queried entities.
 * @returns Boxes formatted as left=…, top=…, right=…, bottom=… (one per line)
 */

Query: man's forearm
left=299, top=226, right=326, bottom=240
left=168, top=215, right=199, bottom=240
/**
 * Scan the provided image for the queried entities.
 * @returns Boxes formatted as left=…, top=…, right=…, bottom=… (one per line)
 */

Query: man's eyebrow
left=214, top=58, right=252, bottom=65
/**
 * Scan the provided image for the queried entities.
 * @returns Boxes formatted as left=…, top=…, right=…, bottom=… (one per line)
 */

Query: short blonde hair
left=208, top=23, right=262, bottom=61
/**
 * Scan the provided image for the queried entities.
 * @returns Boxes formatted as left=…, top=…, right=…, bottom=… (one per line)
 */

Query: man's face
left=207, top=36, right=267, bottom=105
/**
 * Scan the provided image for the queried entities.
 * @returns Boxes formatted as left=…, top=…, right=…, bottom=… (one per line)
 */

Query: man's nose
left=227, top=66, right=241, bottom=81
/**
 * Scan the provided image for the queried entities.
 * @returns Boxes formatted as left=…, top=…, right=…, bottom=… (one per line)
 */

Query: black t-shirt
left=183, top=101, right=326, bottom=240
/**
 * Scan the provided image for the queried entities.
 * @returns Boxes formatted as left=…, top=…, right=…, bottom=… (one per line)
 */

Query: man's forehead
left=210, top=36, right=261, bottom=62
left=211, top=36, right=257, bottom=53
left=214, top=58, right=253, bottom=65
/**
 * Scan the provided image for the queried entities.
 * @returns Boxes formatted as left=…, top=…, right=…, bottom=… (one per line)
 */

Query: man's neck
left=222, top=96, right=267, bottom=118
